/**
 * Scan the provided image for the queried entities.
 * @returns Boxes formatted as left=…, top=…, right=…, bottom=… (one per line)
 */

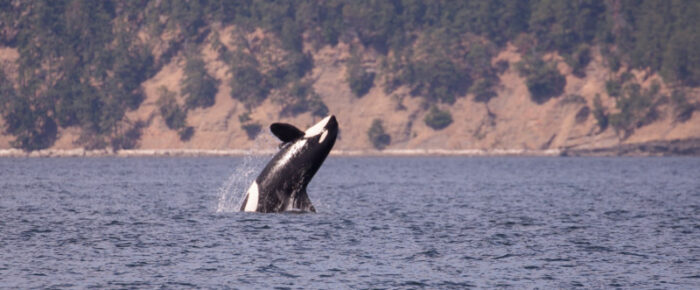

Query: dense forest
left=0, top=0, right=698, bottom=150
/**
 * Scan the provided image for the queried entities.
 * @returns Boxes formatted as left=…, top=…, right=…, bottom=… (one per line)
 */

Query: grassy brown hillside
left=3, top=28, right=697, bottom=154
left=1, top=1, right=699, bottom=155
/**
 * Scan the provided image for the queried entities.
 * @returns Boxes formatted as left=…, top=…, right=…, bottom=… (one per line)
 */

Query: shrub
left=156, top=86, right=194, bottom=141
left=592, top=94, right=608, bottom=131
left=178, top=126, right=194, bottom=141
left=349, top=70, right=375, bottom=97
left=111, top=120, right=145, bottom=150
left=156, top=87, right=187, bottom=131
left=242, top=123, right=261, bottom=140
left=181, top=55, right=218, bottom=109
left=238, top=112, right=261, bottom=140
left=229, top=50, right=269, bottom=109
left=608, top=82, right=662, bottom=138
left=382, top=29, right=490, bottom=105
left=575, top=106, right=590, bottom=124
left=607, top=53, right=621, bottom=72
left=513, top=33, right=537, bottom=55
left=76, top=132, right=107, bottom=150
left=307, top=93, right=329, bottom=118
left=346, top=51, right=375, bottom=97
left=565, top=44, right=591, bottom=78
left=367, top=119, right=391, bottom=150
left=471, top=78, right=498, bottom=103
left=424, top=106, right=453, bottom=130
left=7, top=109, right=58, bottom=151
left=517, top=57, right=566, bottom=104
left=230, top=64, right=269, bottom=108
left=560, top=94, right=586, bottom=105
left=495, top=60, right=510, bottom=74
left=671, top=90, right=695, bottom=122
left=605, top=79, right=622, bottom=98
left=279, top=82, right=329, bottom=118
left=412, top=57, right=470, bottom=104
left=238, top=112, right=251, bottom=123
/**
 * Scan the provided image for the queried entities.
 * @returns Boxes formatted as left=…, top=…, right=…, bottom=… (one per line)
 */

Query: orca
left=240, top=115, right=338, bottom=213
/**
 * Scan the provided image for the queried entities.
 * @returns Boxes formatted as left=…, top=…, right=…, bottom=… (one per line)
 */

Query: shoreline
left=0, top=148, right=563, bottom=158
left=2, top=138, right=699, bottom=157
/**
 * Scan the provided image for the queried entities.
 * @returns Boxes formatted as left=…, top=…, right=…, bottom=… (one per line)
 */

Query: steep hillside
left=5, top=31, right=697, bottom=154
left=1, top=1, right=699, bottom=155
left=131, top=41, right=700, bottom=153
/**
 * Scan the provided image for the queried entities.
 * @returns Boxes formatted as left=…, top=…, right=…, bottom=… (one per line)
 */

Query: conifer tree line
left=0, top=0, right=697, bottom=150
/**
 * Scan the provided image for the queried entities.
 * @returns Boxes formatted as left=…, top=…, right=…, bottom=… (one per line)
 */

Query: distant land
left=0, top=1, right=698, bottom=156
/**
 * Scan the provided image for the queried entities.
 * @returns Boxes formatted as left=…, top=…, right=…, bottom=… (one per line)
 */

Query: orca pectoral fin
left=271, top=123, right=304, bottom=142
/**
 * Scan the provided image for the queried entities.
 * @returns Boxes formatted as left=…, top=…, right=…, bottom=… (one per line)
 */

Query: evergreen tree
left=181, top=54, right=218, bottom=109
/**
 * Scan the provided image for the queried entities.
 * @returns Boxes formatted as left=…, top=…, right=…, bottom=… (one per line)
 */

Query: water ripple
left=0, top=157, right=698, bottom=288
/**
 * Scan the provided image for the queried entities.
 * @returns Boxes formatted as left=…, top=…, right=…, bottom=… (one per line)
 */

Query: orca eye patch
left=319, top=130, right=328, bottom=143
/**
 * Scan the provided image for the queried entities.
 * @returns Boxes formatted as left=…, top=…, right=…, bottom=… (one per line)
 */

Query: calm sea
left=0, top=156, right=698, bottom=288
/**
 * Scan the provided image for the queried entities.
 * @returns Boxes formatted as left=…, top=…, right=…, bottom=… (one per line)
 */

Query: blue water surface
left=0, top=156, right=698, bottom=288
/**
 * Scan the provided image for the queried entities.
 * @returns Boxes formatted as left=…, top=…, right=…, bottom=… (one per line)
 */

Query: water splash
left=215, top=134, right=277, bottom=213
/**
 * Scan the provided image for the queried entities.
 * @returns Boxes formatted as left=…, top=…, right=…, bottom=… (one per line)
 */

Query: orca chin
left=240, top=115, right=338, bottom=213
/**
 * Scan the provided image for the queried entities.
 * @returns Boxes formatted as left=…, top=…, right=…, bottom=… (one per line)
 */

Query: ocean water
left=0, top=156, right=698, bottom=288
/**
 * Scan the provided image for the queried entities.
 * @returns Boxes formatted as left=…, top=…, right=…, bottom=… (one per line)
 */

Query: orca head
left=303, top=115, right=338, bottom=148
left=270, top=115, right=338, bottom=175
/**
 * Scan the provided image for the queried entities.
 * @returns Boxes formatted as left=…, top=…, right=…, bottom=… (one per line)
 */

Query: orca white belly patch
left=243, top=181, right=259, bottom=212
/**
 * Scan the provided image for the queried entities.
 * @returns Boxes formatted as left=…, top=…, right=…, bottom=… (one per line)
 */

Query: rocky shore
left=561, top=138, right=700, bottom=157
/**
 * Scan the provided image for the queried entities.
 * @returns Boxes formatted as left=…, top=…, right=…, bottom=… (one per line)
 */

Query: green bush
left=411, top=55, right=470, bottom=105
left=279, top=82, right=329, bottom=118
left=565, top=44, right=591, bottom=78
left=575, top=106, right=590, bottom=124
left=609, top=82, right=662, bottom=138
left=346, top=51, right=375, bottom=97
left=560, top=94, right=586, bottom=105
left=242, top=123, right=262, bottom=140
left=495, top=60, right=510, bottom=74
left=156, top=86, right=193, bottom=141
left=111, top=120, right=145, bottom=150
left=348, top=70, right=375, bottom=98
left=471, top=78, right=498, bottom=103
left=424, top=106, right=453, bottom=130
left=0, top=71, right=58, bottom=151
left=229, top=50, right=270, bottom=109
left=238, top=112, right=252, bottom=123
left=6, top=105, right=58, bottom=151
left=607, top=53, right=622, bottom=72
left=238, top=112, right=261, bottom=140
left=671, top=90, right=695, bottom=122
left=517, top=56, right=566, bottom=104
left=230, top=65, right=269, bottom=108
left=156, top=87, right=186, bottom=130
left=178, top=126, right=194, bottom=141
left=367, top=119, right=391, bottom=150
left=382, top=28, right=490, bottom=105
left=307, top=94, right=330, bottom=118
left=605, top=79, right=622, bottom=98
left=592, top=94, right=608, bottom=131
left=181, top=55, right=218, bottom=109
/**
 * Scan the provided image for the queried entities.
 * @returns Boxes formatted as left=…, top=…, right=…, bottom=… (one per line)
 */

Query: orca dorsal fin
left=270, top=123, right=305, bottom=142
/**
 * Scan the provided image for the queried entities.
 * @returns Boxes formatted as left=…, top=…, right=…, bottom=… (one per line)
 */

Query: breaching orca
left=240, top=115, right=338, bottom=213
